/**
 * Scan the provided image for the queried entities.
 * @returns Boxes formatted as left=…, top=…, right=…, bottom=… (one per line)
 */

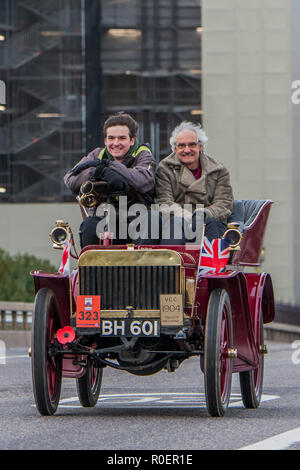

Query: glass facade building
left=0, top=0, right=201, bottom=202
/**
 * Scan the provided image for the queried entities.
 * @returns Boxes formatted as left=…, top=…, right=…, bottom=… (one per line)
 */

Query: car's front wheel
left=203, top=288, right=233, bottom=417
left=31, top=288, right=62, bottom=416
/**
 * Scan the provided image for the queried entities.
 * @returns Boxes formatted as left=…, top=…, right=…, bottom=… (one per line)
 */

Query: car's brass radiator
left=79, top=265, right=180, bottom=310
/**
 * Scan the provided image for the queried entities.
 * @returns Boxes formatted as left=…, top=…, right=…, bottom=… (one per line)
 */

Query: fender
left=30, top=270, right=74, bottom=328
left=244, top=272, right=275, bottom=324
left=196, top=270, right=260, bottom=372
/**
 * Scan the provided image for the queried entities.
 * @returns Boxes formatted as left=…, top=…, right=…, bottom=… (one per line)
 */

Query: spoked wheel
left=76, top=358, right=103, bottom=407
left=204, top=288, right=233, bottom=417
left=31, top=288, right=62, bottom=416
left=239, top=309, right=264, bottom=408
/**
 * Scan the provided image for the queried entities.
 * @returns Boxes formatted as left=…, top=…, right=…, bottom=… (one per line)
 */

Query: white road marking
left=239, top=426, right=300, bottom=450
left=0, top=354, right=29, bottom=360
left=58, top=392, right=279, bottom=409
left=230, top=394, right=279, bottom=408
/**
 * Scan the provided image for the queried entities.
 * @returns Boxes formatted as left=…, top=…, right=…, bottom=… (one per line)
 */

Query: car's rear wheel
left=204, top=288, right=233, bottom=417
left=76, top=358, right=103, bottom=407
left=31, top=288, right=62, bottom=416
left=239, top=309, right=264, bottom=408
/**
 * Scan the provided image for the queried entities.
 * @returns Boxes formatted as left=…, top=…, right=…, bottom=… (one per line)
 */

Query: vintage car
left=30, top=186, right=275, bottom=417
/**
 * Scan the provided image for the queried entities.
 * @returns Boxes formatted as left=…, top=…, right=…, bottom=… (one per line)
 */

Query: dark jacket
left=64, top=145, right=156, bottom=198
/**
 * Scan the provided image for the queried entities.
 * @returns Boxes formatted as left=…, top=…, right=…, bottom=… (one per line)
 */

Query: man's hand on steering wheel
left=72, top=159, right=129, bottom=193
left=71, top=159, right=108, bottom=178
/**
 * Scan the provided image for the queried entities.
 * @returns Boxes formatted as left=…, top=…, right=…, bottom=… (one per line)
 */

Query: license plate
left=76, top=295, right=101, bottom=328
left=100, top=318, right=160, bottom=337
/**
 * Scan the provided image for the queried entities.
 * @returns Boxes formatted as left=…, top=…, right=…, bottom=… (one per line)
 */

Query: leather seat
left=228, top=199, right=270, bottom=232
left=227, top=199, right=273, bottom=265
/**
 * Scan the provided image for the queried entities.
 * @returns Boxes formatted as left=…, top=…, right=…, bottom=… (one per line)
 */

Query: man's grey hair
left=170, top=121, right=208, bottom=152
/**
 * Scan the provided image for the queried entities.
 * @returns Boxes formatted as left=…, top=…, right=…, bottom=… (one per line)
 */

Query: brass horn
left=79, top=180, right=104, bottom=208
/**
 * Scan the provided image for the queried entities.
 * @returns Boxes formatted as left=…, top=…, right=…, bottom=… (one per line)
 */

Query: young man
left=64, top=113, right=157, bottom=247
left=155, top=121, right=233, bottom=241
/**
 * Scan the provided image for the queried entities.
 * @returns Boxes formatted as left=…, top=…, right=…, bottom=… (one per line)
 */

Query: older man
left=155, top=121, right=233, bottom=241
left=64, top=112, right=156, bottom=247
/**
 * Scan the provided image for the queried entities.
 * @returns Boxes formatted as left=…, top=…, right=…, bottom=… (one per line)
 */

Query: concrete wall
left=202, top=0, right=295, bottom=304
left=291, top=0, right=300, bottom=304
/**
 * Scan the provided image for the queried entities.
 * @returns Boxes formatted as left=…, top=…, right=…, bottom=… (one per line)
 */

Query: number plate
left=101, top=318, right=160, bottom=337
left=76, top=315, right=160, bottom=336
left=76, top=295, right=101, bottom=328
left=76, top=296, right=160, bottom=336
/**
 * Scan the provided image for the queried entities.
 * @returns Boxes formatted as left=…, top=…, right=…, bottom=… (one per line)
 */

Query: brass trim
left=78, top=249, right=182, bottom=267
left=74, top=308, right=190, bottom=320
left=182, top=252, right=197, bottom=265
left=260, top=344, right=268, bottom=354
left=100, top=309, right=160, bottom=319
left=227, top=348, right=238, bottom=358
left=185, top=278, right=195, bottom=306
left=180, top=266, right=185, bottom=301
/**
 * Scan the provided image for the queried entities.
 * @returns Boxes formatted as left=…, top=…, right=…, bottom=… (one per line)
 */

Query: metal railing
left=0, top=302, right=33, bottom=331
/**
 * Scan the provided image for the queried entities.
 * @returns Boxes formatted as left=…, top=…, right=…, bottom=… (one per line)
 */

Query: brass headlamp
left=50, top=220, right=70, bottom=249
left=223, top=222, right=242, bottom=250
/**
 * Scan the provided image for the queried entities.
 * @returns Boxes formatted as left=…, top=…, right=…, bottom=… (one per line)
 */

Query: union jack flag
left=58, top=232, right=72, bottom=276
left=198, top=237, right=231, bottom=277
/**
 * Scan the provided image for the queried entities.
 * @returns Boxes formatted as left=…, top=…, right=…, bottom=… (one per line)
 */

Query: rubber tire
left=239, top=309, right=264, bottom=408
left=31, top=288, right=62, bottom=416
left=204, top=288, right=233, bottom=417
left=76, top=359, right=103, bottom=407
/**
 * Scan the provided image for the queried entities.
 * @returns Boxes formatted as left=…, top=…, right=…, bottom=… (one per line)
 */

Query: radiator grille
left=79, top=265, right=180, bottom=310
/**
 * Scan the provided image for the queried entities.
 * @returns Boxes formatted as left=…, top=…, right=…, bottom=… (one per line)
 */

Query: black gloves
left=71, top=159, right=108, bottom=178
left=101, top=167, right=129, bottom=192
left=71, top=158, right=129, bottom=192
left=94, top=160, right=108, bottom=180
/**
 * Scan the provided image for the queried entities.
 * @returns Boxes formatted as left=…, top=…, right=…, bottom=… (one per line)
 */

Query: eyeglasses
left=176, top=142, right=200, bottom=150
